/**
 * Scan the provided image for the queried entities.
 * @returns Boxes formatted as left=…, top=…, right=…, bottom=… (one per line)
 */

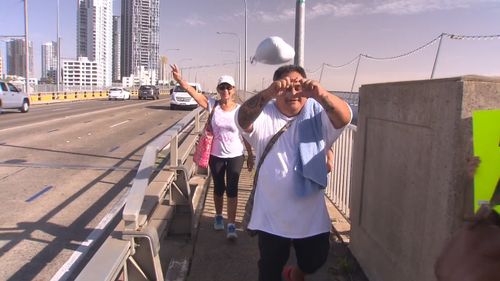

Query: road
left=0, top=97, right=191, bottom=281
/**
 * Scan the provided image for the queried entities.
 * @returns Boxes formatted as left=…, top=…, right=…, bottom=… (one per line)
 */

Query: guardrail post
left=170, top=134, right=179, bottom=166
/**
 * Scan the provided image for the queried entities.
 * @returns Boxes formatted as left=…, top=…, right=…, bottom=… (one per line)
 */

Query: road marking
left=50, top=189, right=129, bottom=281
left=25, top=185, right=53, bottom=202
left=110, top=120, right=129, bottom=128
left=109, top=146, right=120, bottom=152
left=51, top=107, right=68, bottom=111
left=0, top=100, right=161, bottom=133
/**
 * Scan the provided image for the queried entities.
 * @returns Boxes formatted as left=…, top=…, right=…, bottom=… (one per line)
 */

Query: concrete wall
left=349, top=76, right=500, bottom=281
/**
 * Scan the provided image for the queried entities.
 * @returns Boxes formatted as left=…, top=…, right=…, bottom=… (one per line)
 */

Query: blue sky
left=1, top=0, right=499, bottom=92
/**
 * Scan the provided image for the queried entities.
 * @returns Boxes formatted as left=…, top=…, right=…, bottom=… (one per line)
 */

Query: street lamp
left=24, top=0, right=30, bottom=94
left=216, top=31, right=241, bottom=91
left=57, top=0, right=61, bottom=92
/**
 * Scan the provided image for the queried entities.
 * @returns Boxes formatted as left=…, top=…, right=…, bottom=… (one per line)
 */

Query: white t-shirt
left=208, top=98, right=245, bottom=158
left=236, top=99, right=349, bottom=238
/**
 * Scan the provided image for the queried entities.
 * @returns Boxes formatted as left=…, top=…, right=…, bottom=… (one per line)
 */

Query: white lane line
left=109, top=120, right=129, bottom=128
left=50, top=189, right=129, bottom=281
left=51, top=107, right=69, bottom=111
left=0, top=100, right=159, bottom=133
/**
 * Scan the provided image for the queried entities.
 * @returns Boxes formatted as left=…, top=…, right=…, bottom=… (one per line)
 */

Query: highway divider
left=29, top=89, right=170, bottom=104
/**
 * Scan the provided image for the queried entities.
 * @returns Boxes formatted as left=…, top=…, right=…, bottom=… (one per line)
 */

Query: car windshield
left=174, top=86, right=186, bottom=92
left=110, top=88, right=121, bottom=91
left=140, top=86, right=151, bottom=89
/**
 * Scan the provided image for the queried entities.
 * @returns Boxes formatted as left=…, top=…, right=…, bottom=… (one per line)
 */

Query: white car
left=108, top=88, right=131, bottom=100
left=0, top=81, right=30, bottom=113
left=170, top=83, right=201, bottom=110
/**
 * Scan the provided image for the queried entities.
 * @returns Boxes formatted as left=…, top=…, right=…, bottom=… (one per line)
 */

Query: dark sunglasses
left=217, top=84, right=234, bottom=91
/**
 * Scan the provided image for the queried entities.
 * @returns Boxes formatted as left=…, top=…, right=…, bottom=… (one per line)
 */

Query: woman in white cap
left=170, top=64, right=254, bottom=240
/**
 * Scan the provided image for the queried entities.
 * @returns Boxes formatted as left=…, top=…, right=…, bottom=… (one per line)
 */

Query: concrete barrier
left=349, top=76, right=500, bottom=281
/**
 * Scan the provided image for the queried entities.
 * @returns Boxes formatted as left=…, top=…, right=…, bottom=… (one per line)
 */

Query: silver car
left=0, top=81, right=30, bottom=113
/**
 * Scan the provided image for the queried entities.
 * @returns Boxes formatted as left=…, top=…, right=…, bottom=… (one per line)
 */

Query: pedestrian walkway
left=187, top=167, right=369, bottom=281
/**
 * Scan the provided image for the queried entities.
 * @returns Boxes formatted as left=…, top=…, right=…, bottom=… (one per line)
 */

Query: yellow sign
left=473, top=110, right=500, bottom=212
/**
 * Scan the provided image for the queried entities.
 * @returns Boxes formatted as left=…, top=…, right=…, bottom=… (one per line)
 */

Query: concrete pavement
left=186, top=166, right=368, bottom=281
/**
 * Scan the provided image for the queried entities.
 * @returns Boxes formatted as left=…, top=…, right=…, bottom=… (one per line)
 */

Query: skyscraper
left=6, top=39, right=34, bottom=78
left=77, top=0, right=113, bottom=86
left=121, top=0, right=160, bottom=81
left=41, top=41, right=58, bottom=83
left=112, top=16, right=121, bottom=82
left=0, top=54, right=3, bottom=77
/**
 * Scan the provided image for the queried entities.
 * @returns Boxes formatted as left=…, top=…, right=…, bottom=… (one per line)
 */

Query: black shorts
left=257, top=231, right=330, bottom=281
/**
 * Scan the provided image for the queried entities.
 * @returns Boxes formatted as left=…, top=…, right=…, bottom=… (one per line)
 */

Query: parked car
left=0, top=81, right=30, bottom=113
left=170, top=83, right=201, bottom=110
left=138, top=85, right=159, bottom=100
left=108, top=87, right=131, bottom=100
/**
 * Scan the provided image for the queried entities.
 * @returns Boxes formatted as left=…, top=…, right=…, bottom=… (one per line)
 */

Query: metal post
left=350, top=55, right=361, bottom=92
left=243, top=0, right=247, bottom=97
left=216, top=32, right=241, bottom=91
left=24, top=0, right=30, bottom=94
left=431, top=33, right=445, bottom=79
left=294, top=0, right=305, bottom=67
left=57, top=0, right=61, bottom=92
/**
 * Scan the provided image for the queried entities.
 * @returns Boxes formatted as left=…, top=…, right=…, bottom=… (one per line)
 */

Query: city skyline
left=1, top=0, right=499, bottom=92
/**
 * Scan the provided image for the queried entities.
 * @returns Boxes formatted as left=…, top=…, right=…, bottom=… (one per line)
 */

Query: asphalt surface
left=0, top=97, right=192, bottom=281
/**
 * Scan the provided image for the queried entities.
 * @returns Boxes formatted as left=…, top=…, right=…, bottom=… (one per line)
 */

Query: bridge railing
left=75, top=106, right=211, bottom=281
left=325, top=124, right=357, bottom=221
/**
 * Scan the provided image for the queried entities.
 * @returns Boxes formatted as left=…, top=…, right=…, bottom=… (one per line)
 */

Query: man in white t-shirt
left=236, top=65, right=352, bottom=281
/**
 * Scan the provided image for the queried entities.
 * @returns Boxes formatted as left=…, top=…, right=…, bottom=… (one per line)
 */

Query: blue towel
left=295, top=99, right=328, bottom=196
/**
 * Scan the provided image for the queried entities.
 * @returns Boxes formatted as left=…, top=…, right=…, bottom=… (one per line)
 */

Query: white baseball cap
left=217, top=75, right=235, bottom=87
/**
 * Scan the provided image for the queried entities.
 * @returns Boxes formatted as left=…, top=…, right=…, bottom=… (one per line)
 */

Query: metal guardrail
left=123, top=106, right=204, bottom=230
left=75, top=106, right=209, bottom=281
left=325, top=124, right=357, bottom=220
left=29, top=89, right=171, bottom=104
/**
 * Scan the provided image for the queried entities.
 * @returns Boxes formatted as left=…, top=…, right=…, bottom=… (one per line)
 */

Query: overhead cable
left=446, top=33, right=500, bottom=40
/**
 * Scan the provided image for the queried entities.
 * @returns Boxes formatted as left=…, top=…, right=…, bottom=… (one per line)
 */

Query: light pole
left=294, top=0, right=305, bottom=67
left=216, top=32, right=241, bottom=91
left=243, top=0, right=247, bottom=96
left=57, top=0, right=61, bottom=92
left=178, top=58, right=192, bottom=81
left=24, top=0, right=30, bottom=94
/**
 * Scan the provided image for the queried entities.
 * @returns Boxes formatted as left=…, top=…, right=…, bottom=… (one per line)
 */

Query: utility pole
left=243, top=0, right=247, bottom=97
left=57, top=0, right=61, bottom=92
left=24, top=0, right=30, bottom=94
left=294, top=0, right=305, bottom=67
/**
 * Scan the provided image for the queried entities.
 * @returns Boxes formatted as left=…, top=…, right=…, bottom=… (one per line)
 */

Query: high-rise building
left=41, top=41, right=58, bottom=83
left=159, top=56, right=169, bottom=82
left=77, top=0, right=113, bottom=86
left=62, top=57, right=100, bottom=87
left=6, top=39, right=34, bottom=78
left=112, top=16, right=121, bottom=82
left=121, top=0, right=160, bottom=81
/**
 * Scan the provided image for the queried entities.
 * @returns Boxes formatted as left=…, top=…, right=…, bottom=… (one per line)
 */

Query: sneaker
left=214, top=215, right=224, bottom=230
left=226, top=223, right=238, bottom=240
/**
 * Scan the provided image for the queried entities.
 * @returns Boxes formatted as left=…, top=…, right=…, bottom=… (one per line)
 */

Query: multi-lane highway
left=0, top=97, right=191, bottom=280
